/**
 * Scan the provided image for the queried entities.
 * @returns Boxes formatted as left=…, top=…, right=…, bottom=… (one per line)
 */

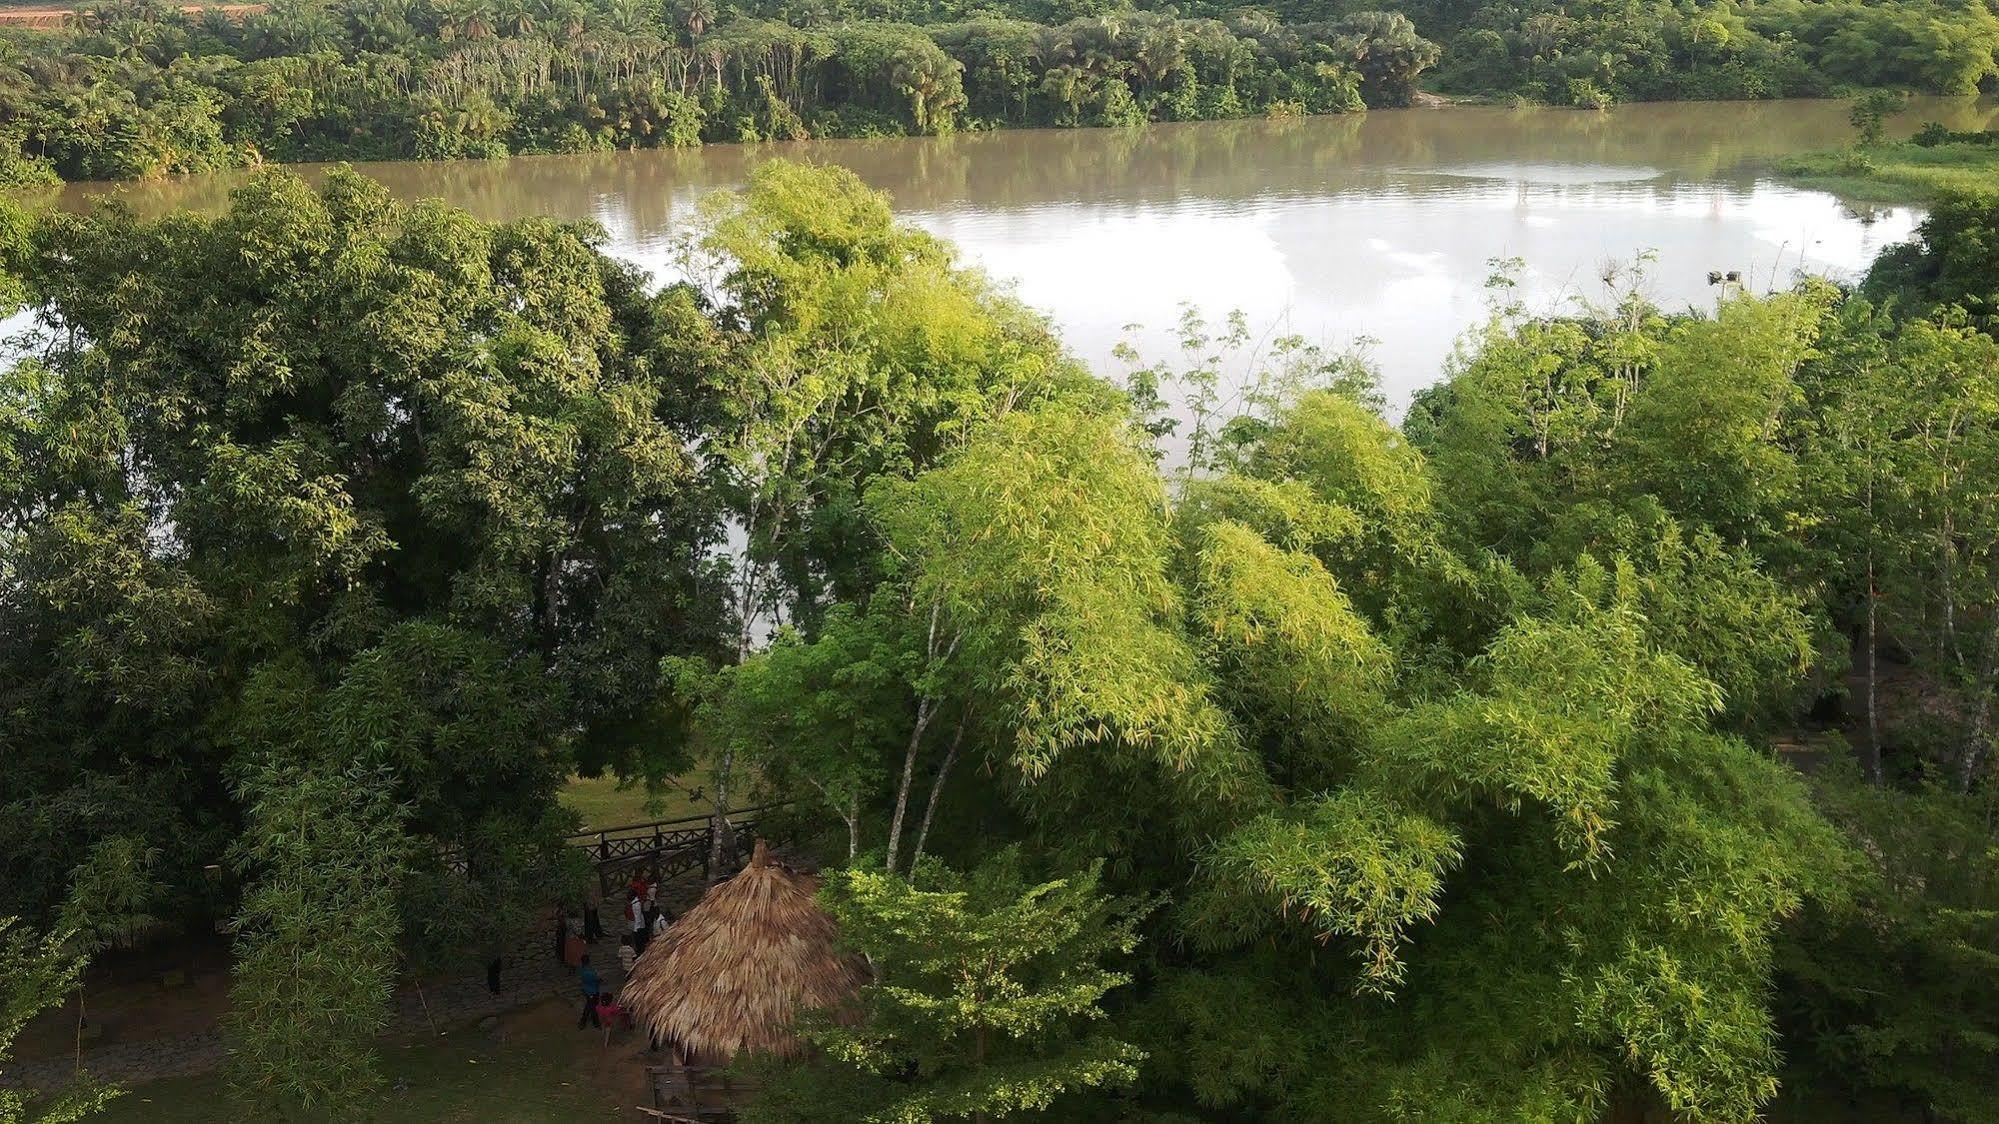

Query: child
left=577, top=955, right=602, bottom=1030
left=619, top=936, right=638, bottom=974
left=594, top=992, right=632, bottom=1030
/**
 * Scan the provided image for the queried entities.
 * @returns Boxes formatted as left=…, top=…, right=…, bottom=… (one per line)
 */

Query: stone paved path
left=0, top=924, right=640, bottom=1092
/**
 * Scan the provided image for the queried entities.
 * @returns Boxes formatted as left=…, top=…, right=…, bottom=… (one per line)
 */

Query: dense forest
left=2, top=0, right=1999, bottom=185
left=3, top=160, right=1999, bottom=1120
left=0, top=0, right=1430, bottom=184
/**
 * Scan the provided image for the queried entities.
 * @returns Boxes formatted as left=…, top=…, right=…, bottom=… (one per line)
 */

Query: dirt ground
left=88, top=997, right=658, bottom=1123
left=13, top=934, right=233, bottom=1062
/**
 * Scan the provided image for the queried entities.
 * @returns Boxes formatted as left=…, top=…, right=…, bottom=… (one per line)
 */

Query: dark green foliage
left=1780, top=768, right=1999, bottom=1122
left=0, top=916, right=124, bottom=1123
left=1849, top=89, right=1908, bottom=145
left=224, top=760, right=410, bottom=1109
left=1867, top=189, right=1999, bottom=326
left=0, top=167, right=720, bottom=962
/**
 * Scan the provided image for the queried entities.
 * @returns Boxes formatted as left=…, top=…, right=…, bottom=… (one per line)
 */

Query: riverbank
left=1783, top=133, right=1999, bottom=203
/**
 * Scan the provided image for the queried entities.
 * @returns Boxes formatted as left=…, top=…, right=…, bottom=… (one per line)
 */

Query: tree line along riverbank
left=4, top=0, right=1999, bottom=186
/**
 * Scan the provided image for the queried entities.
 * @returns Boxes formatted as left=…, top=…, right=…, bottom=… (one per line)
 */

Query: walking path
left=3, top=815, right=746, bottom=1094
left=0, top=921, right=638, bottom=1092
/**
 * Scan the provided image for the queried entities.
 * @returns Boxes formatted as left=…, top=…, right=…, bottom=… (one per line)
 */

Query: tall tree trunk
left=908, top=715, right=966, bottom=881
left=884, top=603, right=944, bottom=876
left=1866, top=555, right=1883, bottom=786
left=707, top=745, right=735, bottom=878
left=710, top=501, right=768, bottom=878
left=73, top=977, right=86, bottom=1074
left=1960, top=625, right=1999, bottom=794
left=882, top=698, right=931, bottom=876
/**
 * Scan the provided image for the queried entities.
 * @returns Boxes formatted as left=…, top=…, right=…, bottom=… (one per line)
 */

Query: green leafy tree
left=867, top=405, right=1265, bottom=865
left=0, top=917, right=122, bottom=1124
left=1780, top=768, right=1999, bottom=1122
left=1848, top=89, right=1907, bottom=145
left=55, top=838, right=163, bottom=1076
left=224, top=760, right=411, bottom=1111
left=748, top=852, right=1149, bottom=1124
left=2, top=167, right=713, bottom=929
left=1173, top=582, right=1851, bottom=1121
left=1868, top=189, right=1999, bottom=328
left=679, top=161, right=1098, bottom=870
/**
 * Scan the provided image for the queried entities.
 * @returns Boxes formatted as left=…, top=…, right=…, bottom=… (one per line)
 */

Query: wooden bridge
left=443, top=804, right=784, bottom=897
left=566, top=804, right=782, bottom=896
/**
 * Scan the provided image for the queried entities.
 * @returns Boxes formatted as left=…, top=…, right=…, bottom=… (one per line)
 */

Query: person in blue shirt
left=577, top=955, right=602, bottom=1029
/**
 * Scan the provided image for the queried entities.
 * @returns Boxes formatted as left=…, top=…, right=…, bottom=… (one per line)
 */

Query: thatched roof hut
left=620, top=840, right=868, bottom=1065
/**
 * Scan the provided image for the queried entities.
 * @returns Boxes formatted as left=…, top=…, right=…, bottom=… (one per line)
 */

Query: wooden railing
left=445, top=803, right=787, bottom=895
left=570, top=804, right=784, bottom=895
left=647, top=1062, right=755, bottom=1120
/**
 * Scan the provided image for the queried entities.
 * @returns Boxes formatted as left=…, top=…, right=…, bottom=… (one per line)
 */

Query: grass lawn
left=91, top=998, right=655, bottom=1123
left=560, top=768, right=710, bottom=831
left=1783, top=138, right=1999, bottom=204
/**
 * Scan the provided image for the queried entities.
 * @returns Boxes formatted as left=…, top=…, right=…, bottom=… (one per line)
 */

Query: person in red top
left=593, top=992, right=632, bottom=1030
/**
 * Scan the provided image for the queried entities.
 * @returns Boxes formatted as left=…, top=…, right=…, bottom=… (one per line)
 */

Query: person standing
left=563, top=910, right=586, bottom=968
left=619, top=937, right=638, bottom=974
left=627, top=887, right=648, bottom=955
left=577, top=955, right=602, bottom=1030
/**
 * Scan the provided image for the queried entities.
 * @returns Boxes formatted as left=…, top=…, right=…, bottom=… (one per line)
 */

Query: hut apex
left=621, top=838, right=867, bottom=1066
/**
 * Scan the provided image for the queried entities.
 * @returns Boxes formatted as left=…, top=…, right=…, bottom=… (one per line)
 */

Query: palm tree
left=258, top=0, right=343, bottom=54
left=675, top=0, right=714, bottom=41
left=429, top=0, right=472, bottom=40
left=427, top=0, right=495, bottom=41
left=350, top=0, right=417, bottom=50
left=1039, top=62, right=1090, bottom=124
left=1130, top=18, right=1184, bottom=93
left=462, top=0, right=497, bottom=40
left=497, top=0, right=535, bottom=37
left=103, top=17, right=160, bottom=61
left=601, top=0, right=646, bottom=39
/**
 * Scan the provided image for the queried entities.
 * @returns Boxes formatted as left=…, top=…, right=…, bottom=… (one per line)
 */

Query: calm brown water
left=52, top=98, right=1999, bottom=406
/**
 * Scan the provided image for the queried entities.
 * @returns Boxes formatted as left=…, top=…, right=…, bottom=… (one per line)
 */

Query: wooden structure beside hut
left=620, top=839, right=867, bottom=1121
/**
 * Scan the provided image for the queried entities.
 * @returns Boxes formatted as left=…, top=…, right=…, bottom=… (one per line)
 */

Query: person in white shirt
left=627, top=888, right=649, bottom=954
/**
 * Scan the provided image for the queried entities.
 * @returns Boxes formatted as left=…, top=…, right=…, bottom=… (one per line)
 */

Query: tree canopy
left=6, top=164, right=1999, bottom=1121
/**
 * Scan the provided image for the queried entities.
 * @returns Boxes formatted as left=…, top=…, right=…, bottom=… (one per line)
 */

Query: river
left=49, top=97, right=1999, bottom=408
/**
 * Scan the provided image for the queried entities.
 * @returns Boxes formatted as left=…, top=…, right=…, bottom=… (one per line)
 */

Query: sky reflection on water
left=43, top=98, right=1998, bottom=410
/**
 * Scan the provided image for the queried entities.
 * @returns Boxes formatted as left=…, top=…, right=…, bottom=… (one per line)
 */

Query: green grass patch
left=560, top=770, right=707, bottom=831
left=1783, top=138, right=1999, bottom=204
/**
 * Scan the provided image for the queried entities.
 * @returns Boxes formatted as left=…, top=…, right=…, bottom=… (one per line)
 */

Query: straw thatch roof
left=620, top=840, right=868, bottom=1064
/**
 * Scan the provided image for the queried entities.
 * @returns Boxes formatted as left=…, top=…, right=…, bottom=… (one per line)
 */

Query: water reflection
left=47, top=98, right=1995, bottom=406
